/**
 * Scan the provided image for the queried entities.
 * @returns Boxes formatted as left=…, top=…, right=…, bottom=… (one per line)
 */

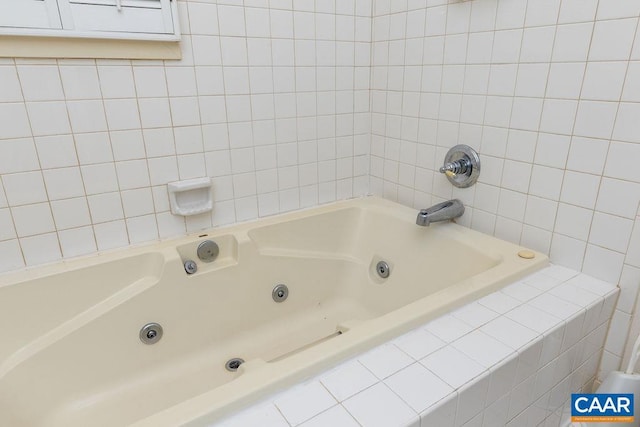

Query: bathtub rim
left=128, top=200, right=547, bottom=427
left=0, top=196, right=549, bottom=427
left=131, top=249, right=547, bottom=427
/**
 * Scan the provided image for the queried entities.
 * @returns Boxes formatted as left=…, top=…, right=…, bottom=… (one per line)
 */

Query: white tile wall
left=214, top=266, right=618, bottom=427
left=369, top=0, right=640, bottom=381
left=0, top=0, right=373, bottom=274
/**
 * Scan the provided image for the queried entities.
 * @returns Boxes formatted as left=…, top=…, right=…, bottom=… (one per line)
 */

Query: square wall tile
left=0, top=208, right=15, bottom=241
left=589, top=18, right=637, bottom=61
left=0, top=180, right=7, bottom=208
left=452, top=331, right=515, bottom=368
left=0, top=65, right=23, bottom=102
left=35, top=135, right=78, bottom=169
left=566, top=137, right=609, bottom=175
left=613, top=103, right=640, bottom=144
left=3, top=172, right=48, bottom=206
left=573, top=101, right=618, bottom=139
left=110, top=130, right=146, bottom=161
left=0, top=103, right=32, bottom=139
left=550, top=233, right=587, bottom=271
left=299, top=405, right=359, bottom=427
left=274, top=382, right=336, bottom=425
left=622, top=62, right=640, bottom=102
left=385, top=363, right=454, bottom=413
left=524, top=196, right=557, bottom=231
left=104, top=99, right=141, bottom=131
left=421, top=346, right=486, bottom=389
left=552, top=23, right=593, bottom=62
left=529, top=166, right=563, bottom=200
left=115, top=160, right=150, bottom=190
left=618, top=266, right=640, bottom=313
left=20, top=232, right=61, bottom=265
left=0, top=239, right=25, bottom=271
left=525, top=0, right=560, bottom=27
left=75, top=133, right=113, bottom=165
left=121, top=188, right=154, bottom=218
left=0, top=138, right=39, bottom=174
left=51, top=198, right=91, bottom=230
left=58, top=226, right=97, bottom=258
left=393, top=328, right=446, bottom=360
left=581, top=62, right=627, bottom=101
left=26, top=101, right=72, bottom=137
left=456, top=374, right=491, bottom=425
left=133, top=67, right=168, bottom=98
left=59, top=65, right=101, bottom=100
left=588, top=212, right=633, bottom=253
left=125, top=214, right=158, bottom=244
left=560, top=171, right=600, bottom=209
left=559, top=0, right=598, bottom=23
left=554, top=203, right=593, bottom=241
left=187, top=2, right=219, bottom=36
left=217, top=403, right=289, bottom=427
left=604, top=141, right=640, bottom=183
left=66, top=100, right=108, bottom=134
left=12, top=203, right=55, bottom=237
left=358, top=343, right=414, bottom=379
left=520, top=26, right=555, bottom=63
left=43, top=168, right=85, bottom=200
left=138, top=98, right=172, bottom=129
left=343, top=383, right=417, bottom=427
left=495, top=0, right=527, bottom=30
left=98, top=65, right=136, bottom=99
left=582, top=245, right=625, bottom=284
left=93, top=220, right=129, bottom=251
left=81, top=164, right=119, bottom=195
left=320, top=360, right=379, bottom=402
left=17, top=65, right=64, bottom=101
left=540, top=99, right=578, bottom=135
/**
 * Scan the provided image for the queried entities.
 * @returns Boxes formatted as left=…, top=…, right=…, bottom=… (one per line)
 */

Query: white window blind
left=0, top=0, right=178, bottom=40
left=58, top=0, right=174, bottom=34
left=0, top=0, right=62, bottom=29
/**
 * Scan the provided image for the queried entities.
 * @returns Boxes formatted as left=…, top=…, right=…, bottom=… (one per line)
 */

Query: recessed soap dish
left=168, top=178, right=213, bottom=216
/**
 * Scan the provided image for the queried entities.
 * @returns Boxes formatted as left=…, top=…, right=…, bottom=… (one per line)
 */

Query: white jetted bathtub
left=0, top=197, right=548, bottom=427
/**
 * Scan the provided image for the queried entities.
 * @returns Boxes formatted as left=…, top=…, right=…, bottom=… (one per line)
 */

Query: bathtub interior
left=247, top=206, right=502, bottom=313
left=0, top=252, right=165, bottom=363
left=0, top=201, right=539, bottom=427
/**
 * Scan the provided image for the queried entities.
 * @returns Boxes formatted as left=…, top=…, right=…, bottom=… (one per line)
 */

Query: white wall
left=369, top=0, right=640, bottom=379
left=0, top=0, right=372, bottom=272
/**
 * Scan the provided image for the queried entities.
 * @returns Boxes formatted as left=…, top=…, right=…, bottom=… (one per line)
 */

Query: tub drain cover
left=225, top=358, right=245, bottom=372
left=139, top=323, right=163, bottom=345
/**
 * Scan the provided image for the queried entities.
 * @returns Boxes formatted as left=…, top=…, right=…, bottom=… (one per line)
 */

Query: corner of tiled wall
left=368, top=0, right=640, bottom=381
left=0, top=0, right=374, bottom=273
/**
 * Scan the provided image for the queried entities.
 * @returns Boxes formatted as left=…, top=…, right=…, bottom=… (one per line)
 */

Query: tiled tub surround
left=214, top=266, right=618, bottom=427
left=367, top=0, right=640, bottom=388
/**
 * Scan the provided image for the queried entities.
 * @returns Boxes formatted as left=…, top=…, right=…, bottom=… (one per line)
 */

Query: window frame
left=0, top=0, right=180, bottom=42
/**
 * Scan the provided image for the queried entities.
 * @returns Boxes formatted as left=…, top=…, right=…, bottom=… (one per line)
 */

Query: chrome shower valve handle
left=439, top=145, right=480, bottom=188
left=439, top=157, right=472, bottom=177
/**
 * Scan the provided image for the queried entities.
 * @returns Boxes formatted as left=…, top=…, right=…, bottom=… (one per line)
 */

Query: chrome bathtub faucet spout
left=416, top=199, right=465, bottom=226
